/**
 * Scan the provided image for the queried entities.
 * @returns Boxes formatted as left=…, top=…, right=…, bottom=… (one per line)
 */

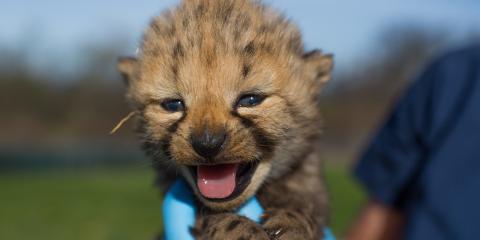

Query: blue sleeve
left=354, top=47, right=480, bottom=208
left=354, top=63, right=438, bottom=208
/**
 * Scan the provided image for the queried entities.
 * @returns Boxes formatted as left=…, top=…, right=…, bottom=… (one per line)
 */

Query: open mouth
left=188, top=161, right=259, bottom=201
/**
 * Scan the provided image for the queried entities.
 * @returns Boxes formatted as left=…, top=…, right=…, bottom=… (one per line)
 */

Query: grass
left=0, top=165, right=365, bottom=240
left=324, top=163, right=366, bottom=235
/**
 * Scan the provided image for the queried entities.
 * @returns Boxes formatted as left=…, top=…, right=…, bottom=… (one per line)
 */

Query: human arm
left=346, top=200, right=404, bottom=240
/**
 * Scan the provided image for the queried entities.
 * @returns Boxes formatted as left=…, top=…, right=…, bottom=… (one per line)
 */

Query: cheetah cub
left=118, top=0, right=333, bottom=239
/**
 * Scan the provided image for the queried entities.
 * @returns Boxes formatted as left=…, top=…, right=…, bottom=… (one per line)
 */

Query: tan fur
left=118, top=0, right=333, bottom=239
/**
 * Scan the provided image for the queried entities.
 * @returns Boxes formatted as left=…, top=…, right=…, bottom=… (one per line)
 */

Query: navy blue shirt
left=355, top=46, right=480, bottom=240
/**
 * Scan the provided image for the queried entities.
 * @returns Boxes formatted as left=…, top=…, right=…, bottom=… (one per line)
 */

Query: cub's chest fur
left=117, top=0, right=332, bottom=239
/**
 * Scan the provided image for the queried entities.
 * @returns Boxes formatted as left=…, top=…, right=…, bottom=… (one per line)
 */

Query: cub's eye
left=236, top=94, right=265, bottom=108
left=161, top=99, right=185, bottom=112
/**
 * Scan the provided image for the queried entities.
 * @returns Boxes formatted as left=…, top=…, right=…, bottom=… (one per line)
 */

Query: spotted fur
left=117, top=0, right=333, bottom=239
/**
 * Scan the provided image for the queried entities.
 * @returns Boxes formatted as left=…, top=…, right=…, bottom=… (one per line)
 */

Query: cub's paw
left=192, top=213, right=269, bottom=240
left=261, top=209, right=319, bottom=240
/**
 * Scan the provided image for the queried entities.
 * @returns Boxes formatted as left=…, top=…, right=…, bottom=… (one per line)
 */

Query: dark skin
left=191, top=152, right=328, bottom=240
left=346, top=200, right=404, bottom=240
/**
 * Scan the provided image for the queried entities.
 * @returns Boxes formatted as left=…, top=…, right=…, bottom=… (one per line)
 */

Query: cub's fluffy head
left=118, top=0, right=332, bottom=210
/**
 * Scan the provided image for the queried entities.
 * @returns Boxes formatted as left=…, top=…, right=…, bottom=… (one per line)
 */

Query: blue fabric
left=355, top=46, right=480, bottom=240
left=163, top=179, right=335, bottom=240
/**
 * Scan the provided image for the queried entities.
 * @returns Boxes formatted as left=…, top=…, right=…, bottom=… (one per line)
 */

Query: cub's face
left=117, top=0, right=332, bottom=210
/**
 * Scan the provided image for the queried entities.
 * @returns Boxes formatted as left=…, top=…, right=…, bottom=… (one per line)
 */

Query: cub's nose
left=191, top=128, right=227, bottom=159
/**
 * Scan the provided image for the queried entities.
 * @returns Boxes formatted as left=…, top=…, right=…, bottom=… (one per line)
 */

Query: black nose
left=191, top=128, right=227, bottom=159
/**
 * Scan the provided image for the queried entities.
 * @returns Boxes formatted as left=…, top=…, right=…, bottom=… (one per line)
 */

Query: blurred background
left=1, top=0, right=479, bottom=239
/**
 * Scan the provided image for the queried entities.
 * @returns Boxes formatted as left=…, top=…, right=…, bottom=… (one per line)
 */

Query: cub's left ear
left=117, top=56, right=138, bottom=86
left=302, top=50, right=333, bottom=85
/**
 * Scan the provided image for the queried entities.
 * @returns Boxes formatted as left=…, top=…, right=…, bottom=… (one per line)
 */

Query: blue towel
left=163, top=179, right=335, bottom=240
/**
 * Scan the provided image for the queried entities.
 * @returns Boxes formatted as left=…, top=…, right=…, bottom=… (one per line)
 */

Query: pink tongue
left=197, top=164, right=238, bottom=199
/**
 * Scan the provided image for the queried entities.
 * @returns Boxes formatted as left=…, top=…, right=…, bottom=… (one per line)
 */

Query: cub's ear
left=302, top=50, right=333, bottom=85
left=117, top=56, right=138, bottom=86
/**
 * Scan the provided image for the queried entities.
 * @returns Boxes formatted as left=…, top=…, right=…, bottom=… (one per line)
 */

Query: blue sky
left=1, top=0, right=479, bottom=71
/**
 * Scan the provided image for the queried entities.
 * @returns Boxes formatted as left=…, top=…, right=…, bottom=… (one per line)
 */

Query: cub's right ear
left=117, top=56, right=138, bottom=86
